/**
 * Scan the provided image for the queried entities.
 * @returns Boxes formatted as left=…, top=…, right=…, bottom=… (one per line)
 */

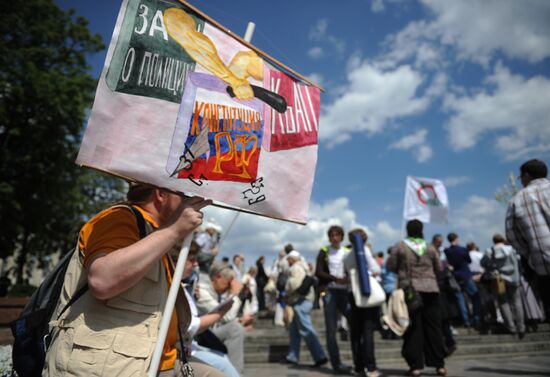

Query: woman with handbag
left=481, top=234, right=526, bottom=338
left=344, top=229, right=384, bottom=377
left=387, top=220, right=446, bottom=377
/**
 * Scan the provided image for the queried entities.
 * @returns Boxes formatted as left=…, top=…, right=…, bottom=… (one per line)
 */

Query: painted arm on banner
left=164, top=8, right=262, bottom=100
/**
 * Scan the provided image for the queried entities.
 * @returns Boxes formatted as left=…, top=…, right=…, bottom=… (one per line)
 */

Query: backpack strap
left=56, top=205, right=148, bottom=320
left=128, top=205, right=147, bottom=239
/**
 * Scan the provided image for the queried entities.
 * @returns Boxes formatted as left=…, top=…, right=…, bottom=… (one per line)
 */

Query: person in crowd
left=344, top=229, right=382, bottom=377
left=467, top=241, right=493, bottom=331
left=221, top=256, right=230, bottom=265
left=381, top=247, right=398, bottom=340
left=273, top=244, right=294, bottom=326
left=194, top=219, right=222, bottom=273
left=467, top=242, right=484, bottom=278
left=196, top=262, right=252, bottom=374
left=242, top=266, right=259, bottom=315
left=481, top=234, right=526, bottom=338
left=506, top=158, right=550, bottom=323
left=387, top=220, right=447, bottom=377
left=376, top=251, right=385, bottom=268
left=231, top=254, right=245, bottom=281
left=43, top=183, right=222, bottom=376
left=431, top=234, right=458, bottom=356
left=315, top=225, right=353, bottom=374
left=283, top=250, right=328, bottom=367
left=256, top=256, right=268, bottom=312
left=180, top=242, right=240, bottom=377
left=444, top=232, right=481, bottom=327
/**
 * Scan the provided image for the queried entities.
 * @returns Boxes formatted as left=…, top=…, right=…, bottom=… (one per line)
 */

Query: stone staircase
left=244, top=310, right=550, bottom=364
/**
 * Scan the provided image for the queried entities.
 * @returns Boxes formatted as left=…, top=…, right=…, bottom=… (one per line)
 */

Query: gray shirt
left=481, top=244, right=521, bottom=286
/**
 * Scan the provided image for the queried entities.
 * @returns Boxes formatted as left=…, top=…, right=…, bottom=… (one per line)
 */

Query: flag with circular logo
left=403, top=176, right=449, bottom=224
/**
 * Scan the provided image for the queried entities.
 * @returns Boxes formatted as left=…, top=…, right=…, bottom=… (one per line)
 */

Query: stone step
left=244, top=331, right=550, bottom=351
left=244, top=339, right=550, bottom=363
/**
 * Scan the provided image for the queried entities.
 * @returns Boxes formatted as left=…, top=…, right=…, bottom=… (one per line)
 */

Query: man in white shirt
left=315, top=225, right=352, bottom=374
left=194, top=219, right=222, bottom=273
left=196, top=262, right=251, bottom=373
left=467, top=242, right=484, bottom=277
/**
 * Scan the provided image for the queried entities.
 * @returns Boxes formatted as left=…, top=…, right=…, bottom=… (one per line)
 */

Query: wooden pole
left=148, top=20, right=258, bottom=376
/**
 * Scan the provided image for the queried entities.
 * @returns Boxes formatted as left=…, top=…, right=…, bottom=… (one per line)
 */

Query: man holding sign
left=43, top=184, right=221, bottom=376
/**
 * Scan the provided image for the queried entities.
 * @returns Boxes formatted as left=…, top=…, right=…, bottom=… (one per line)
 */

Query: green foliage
left=0, top=0, right=125, bottom=283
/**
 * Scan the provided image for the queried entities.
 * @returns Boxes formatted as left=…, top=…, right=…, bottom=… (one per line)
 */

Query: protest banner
left=77, top=0, right=322, bottom=225
left=403, top=176, right=449, bottom=224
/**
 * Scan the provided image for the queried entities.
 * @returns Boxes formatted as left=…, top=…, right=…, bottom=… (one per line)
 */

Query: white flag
left=403, top=176, right=449, bottom=224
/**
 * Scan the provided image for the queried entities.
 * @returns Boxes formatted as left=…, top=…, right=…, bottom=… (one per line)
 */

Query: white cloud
left=443, top=176, right=471, bottom=188
left=200, top=197, right=404, bottom=266
left=372, top=221, right=402, bottom=251
left=382, top=0, right=550, bottom=68
left=309, top=18, right=346, bottom=55
left=389, top=129, right=433, bottom=163
left=201, top=197, right=367, bottom=266
left=371, top=0, right=385, bottom=13
left=453, top=195, right=507, bottom=248
left=319, top=62, right=430, bottom=148
left=444, top=64, right=550, bottom=159
left=307, top=46, right=324, bottom=59
left=423, top=0, right=550, bottom=64
left=306, top=72, right=324, bottom=87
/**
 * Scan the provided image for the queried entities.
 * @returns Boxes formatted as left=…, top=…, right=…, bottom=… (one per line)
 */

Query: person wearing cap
left=283, top=250, right=328, bottom=367
left=194, top=219, right=222, bottom=273
left=43, top=183, right=223, bottom=377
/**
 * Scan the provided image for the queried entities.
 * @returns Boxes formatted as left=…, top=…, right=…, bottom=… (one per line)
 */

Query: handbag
left=402, top=247, right=423, bottom=312
left=296, top=275, right=316, bottom=296
left=484, top=247, right=507, bottom=295
left=446, top=269, right=461, bottom=293
left=350, top=268, right=386, bottom=308
left=492, top=273, right=507, bottom=296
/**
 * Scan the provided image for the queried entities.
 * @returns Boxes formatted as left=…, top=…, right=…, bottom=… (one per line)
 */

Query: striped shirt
left=506, top=178, right=550, bottom=276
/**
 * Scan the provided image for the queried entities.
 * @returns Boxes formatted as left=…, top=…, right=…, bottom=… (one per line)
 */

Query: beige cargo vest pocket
left=67, top=326, right=115, bottom=376
left=104, top=333, right=154, bottom=377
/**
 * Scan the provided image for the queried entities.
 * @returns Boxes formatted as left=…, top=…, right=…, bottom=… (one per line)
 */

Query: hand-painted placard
left=77, top=0, right=320, bottom=224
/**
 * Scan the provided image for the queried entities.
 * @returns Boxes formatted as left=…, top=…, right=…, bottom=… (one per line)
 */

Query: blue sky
left=58, top=0, right=550, bottom=269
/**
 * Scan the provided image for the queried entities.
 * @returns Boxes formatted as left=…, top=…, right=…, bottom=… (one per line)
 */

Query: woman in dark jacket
left=256, top=256, right=268, bottom=311
left=387, top=220, right=446, bottom=377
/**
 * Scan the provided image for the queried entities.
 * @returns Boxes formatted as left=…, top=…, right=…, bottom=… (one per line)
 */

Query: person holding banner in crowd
left=344, top=229, right=382, bottom=377
left=43, top=183, right=221, bottom=377
left=315, top=225, right=353, bottom=374
left=506, top=158, right=550, bottom=323
left=387, top=220, right=447, bottom=377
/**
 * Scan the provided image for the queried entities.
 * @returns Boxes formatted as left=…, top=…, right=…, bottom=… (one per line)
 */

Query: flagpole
left=148, top=22, right=257, bottom=376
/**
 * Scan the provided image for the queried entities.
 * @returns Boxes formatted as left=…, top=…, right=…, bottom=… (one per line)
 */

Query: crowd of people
left=41, top=158, right=549, bottom=377
left=263, top=158, right=549, bottom=377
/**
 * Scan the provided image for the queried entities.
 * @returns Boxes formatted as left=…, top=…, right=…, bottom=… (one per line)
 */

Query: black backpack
left=10, top=205, right=146, bottom=377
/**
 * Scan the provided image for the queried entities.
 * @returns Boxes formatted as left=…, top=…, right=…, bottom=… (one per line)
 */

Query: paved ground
left=243, top=353, right=550, bottom=377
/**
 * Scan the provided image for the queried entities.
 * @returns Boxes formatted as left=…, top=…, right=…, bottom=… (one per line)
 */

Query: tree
left=495, top=172, right=520, bottom=204
left=0, top=0, right=125, bottom=285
